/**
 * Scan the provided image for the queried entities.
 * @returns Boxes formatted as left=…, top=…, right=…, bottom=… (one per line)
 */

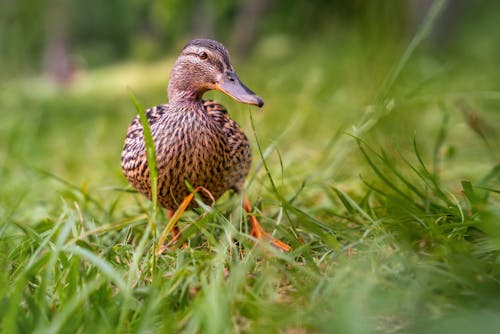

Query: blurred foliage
left=1, top=0, right=498, bottom=77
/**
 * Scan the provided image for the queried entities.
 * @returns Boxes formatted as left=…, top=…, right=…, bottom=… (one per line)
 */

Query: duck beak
left=215, top=71, right=264, bottom=108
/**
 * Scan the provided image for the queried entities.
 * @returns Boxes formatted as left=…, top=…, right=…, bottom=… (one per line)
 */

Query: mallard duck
left=121, top=38, right=290, bottom=251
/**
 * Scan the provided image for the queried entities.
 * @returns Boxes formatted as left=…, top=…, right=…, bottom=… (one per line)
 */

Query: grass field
left=1, top=3, right=500, bottom=333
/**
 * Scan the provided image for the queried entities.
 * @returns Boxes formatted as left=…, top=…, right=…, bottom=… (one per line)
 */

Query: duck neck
left=167, top=87, right=200, bottom=105
left=167, top=63, right=208, bottom=106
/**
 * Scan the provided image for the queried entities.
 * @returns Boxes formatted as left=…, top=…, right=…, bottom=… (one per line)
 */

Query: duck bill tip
left=215, top=78, right=264, bottom=108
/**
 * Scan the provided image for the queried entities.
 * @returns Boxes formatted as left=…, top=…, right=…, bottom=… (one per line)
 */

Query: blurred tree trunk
left=43, top=0, right=73, bottom=86
left=408, top=0, right=462, bottom=47
left=231, top=0, right=272, bottom=58
left=191, top=0, right=215, bottom=38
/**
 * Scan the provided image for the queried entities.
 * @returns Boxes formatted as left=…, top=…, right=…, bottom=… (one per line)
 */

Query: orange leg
left=242, top=195, right=291, bottom=252
left=157, top=187, right=213, bottom=254
left=169, top=210, right=181, bottom=244
left=156, top=189, right=291, bottom=253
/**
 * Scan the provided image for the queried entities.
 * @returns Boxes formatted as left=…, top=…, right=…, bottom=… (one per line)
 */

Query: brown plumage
left=121, top=99, right=252, bottom=209
left=121, top=38, right=261, bottom=209
left=121, top=38, right=290, bottom=251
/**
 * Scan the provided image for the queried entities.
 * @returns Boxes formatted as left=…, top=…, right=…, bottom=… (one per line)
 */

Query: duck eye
left=199, top=52, right=208, bottom=60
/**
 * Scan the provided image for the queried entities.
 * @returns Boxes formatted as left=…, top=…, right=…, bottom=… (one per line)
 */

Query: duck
left=121, top=38, right=290, bottom=252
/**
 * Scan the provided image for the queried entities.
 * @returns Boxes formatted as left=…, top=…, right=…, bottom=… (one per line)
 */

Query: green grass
left=1, top=3, right=500, bottom=333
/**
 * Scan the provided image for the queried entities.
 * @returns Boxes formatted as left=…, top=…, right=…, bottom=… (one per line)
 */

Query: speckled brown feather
left=122, top=99, right=251, bottom=210
left=121, top=39, right=260, bottom=211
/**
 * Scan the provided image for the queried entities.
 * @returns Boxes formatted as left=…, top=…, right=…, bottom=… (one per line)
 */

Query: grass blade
left=128, top=90, right=159, bottom=275
left=377, top=0, right=448, bottom=102
left=35, top=279, right=104, bottom=334
left=128, top=91, right=158, bottom=214
left=64, top=245, right=127, bottom=292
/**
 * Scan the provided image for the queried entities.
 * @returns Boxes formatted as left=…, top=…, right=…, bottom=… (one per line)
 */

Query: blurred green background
left=1, top=0, right=500, bottom=333
left=1, top=0, right=498, bottom=205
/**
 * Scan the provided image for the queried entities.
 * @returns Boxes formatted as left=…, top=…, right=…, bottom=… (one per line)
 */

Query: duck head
left=167, top=38, right=264, bottom=108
